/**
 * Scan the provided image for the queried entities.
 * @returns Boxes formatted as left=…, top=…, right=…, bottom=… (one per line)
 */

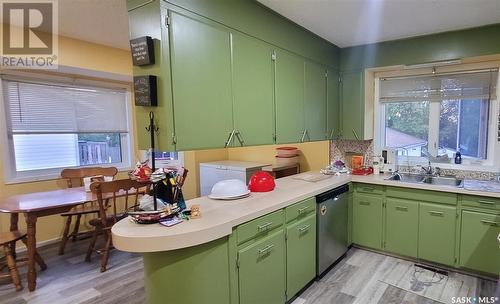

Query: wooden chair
left=58, top=167, right=119, bottom=255
left=0, top=231, right=47, bottom=291
left=85, top=179, right=148, bottom=272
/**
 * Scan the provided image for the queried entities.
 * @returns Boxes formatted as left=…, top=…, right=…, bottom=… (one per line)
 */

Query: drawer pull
left=297, top=206, right=310, bottom=214
left=480, top=220, right=499, bottom=226
left=362, top=187, right=374, bottom=192
left=298, top=224, right=311, bottom=233
left=429, top=211, right=444, bottom=216
left=478, top=200, right=496, bottom=205
left=359, top=201, right=371, bottom=206
left=258, top=244, right=274, bottom=255
left=257, top=222, right=273, bottom=232
left=395, top=206, right=408, bottom=211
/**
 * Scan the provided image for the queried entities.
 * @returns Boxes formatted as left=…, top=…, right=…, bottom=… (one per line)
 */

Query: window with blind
left=378, top=69, right=498, bottom=162
left=1, top=78, right=132, bottom=181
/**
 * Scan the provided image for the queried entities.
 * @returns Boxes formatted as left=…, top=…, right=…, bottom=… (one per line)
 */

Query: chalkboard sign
left=134, top=75, right=157, bottom=107
left=130, top=36, right=155, bottom=66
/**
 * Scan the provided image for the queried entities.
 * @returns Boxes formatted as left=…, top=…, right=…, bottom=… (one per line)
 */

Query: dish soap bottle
left=454, top=151, right=462, bottom=164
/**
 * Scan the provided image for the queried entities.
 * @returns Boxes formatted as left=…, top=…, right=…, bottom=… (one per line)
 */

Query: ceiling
left=257, top=0, right=500, bottom=47
left=58, top=0, right=130, bottom=50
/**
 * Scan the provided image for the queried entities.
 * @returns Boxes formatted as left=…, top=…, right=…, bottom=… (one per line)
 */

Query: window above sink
left=373, top=66, right=500, bottom=172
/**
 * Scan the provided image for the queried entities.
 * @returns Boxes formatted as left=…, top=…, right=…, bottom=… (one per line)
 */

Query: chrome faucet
left=421, top=161, right=433, bottom=175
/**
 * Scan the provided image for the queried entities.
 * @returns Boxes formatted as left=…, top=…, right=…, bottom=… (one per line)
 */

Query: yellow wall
left=0, top=35, right=133, bottom=244
left=227, top=141, right=330, bottom=173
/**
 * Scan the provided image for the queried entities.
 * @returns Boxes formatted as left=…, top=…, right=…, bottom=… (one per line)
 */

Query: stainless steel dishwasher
left=316, top=184, right=349, bottom=277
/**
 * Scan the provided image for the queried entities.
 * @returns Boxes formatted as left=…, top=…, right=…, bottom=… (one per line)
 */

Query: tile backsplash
left=330, top=139, right=499, bottom=181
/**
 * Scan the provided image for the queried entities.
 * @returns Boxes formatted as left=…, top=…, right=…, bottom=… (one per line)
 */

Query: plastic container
left=248, top=171, right=275, bottom=192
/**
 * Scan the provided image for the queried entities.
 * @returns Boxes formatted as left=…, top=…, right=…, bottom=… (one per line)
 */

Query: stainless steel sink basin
left=386, top=173, right=463, bottom=188
left=386, top=173, right=425, bottom=183
left=422, top=176, right=464, bottom=187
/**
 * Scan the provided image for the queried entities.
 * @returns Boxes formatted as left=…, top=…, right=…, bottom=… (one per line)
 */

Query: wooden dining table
left=0, top=186, right=141, bottom=291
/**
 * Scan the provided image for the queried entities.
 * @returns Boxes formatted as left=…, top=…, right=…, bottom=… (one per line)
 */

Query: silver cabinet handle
left=395, top=206, right=408, bottom=211
left=359, top=201, right=370, bottom=206
left=298, top=224, right=311, bottom=233
left=352, top=128, right=360, bottom=140
left=257, top=222, right=273, bottom=231
left=224, top=129, right=236, bottom=148
left=329, top=129, right=335, bottom=140
left=478, top=200, right=496, bottom=205
left=429, top=211, right=444, bottom=216
left=481, top=220, right=499, bottom=226
left=235, top=130, right=245, bottom=146
left=297, top=206, right=309, bottom=214
left=300, top=129, right=307, bottom=142
left=258, top=244, right=274, bottom=255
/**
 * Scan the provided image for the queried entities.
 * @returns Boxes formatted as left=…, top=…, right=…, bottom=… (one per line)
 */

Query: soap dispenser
left=454, top=151, right=462, bottom=164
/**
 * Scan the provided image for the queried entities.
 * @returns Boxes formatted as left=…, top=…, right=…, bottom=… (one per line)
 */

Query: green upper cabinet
left=169, top=11, right=233, bottom=150
left=327, top=68, right=340, bottom=140
left=129, top=4, right=175, bottom=151
left=231, top=34, right=275, bottom=146
left=385, top=198, right=419, bottom=258
left=340, top=70, right=364, bottom=140
left=275, top=49, right=305, bottom=144
left=304, top=61, right=327, bottom=141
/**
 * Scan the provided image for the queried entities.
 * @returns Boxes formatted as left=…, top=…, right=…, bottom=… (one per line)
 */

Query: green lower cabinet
left=238, top=229, right=286, bottom=304
left=418, top=203, right=456, bottom=266
left=385, top=198, right=418, bottom=258
left=286, top=214, right=316, bottom=301
left=459, top=210, right=500, bottom=275
left=352, top=193, right=383, bottom=249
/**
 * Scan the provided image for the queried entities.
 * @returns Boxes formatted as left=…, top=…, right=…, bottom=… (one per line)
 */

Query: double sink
left=386, top=173, right=464, bottom=188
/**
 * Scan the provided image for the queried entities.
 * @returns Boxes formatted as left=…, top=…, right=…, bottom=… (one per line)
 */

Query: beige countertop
left=112, top=172, right=500, bottom=253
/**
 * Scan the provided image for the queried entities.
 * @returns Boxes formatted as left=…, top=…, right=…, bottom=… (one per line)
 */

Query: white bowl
left=209, top=179, right=249, bottom=198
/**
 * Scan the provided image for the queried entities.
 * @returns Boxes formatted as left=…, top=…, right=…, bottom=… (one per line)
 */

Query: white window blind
left=2, top=78, right=131, bottom=177
left=3, top=79, right=128, bottom=134
left=380, top=70, right=498, bottom=103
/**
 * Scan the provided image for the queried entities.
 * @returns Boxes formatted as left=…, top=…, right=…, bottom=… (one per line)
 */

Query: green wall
left=341, top=23, right=500, bottom=72
left=128, top=0, right=340, bottom=68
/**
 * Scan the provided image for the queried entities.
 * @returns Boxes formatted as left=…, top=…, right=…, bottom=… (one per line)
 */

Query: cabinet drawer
left=354, top=183, right=384, bottom=195
left=462, top=195, right=500, bottom=211
left=386, top=187, right=457, bottom=205
left=237, top=210, right=284, bottom=245
left=285, top=197, right=316, bottom=223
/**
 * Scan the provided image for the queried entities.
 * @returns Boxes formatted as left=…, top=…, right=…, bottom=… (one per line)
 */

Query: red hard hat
left=248, top=171, right=275, bottom=192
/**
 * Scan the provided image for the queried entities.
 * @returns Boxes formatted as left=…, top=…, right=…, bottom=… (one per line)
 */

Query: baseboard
left=15, top=237, right=62, bottom=253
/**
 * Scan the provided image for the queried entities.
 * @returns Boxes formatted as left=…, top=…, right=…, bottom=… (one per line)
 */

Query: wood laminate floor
left=0, top=241, right=497, bottom=304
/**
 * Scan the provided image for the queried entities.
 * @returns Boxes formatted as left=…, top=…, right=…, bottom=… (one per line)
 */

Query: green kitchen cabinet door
left=459, top=211, right=500, bottom=275
left=352, top=194, right=383, bottom=249
left=304, top=61, right=327, bottom=141
left=275, top=49, right=305, bottom=144
left=286, top=214, right=316, bottom=301
left=385, top=198, right=418, bottom=258
left=418, top=203, right=456, bottom=266
left=231, top=34, right=275, bottom=146
left=340, top=70, right=364, bottom=140
left=169, top=11, right=233, bottom=150
left=327, top=68, right=340, bottom=140
left=129, top=4, right=175, bottom=150
left=238, top=229, right=286, bottom=304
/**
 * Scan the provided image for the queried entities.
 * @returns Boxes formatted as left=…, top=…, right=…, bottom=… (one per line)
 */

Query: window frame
left=373, top=68, right=500, bottom=172
left=0, top=73, right=135, bottom=184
